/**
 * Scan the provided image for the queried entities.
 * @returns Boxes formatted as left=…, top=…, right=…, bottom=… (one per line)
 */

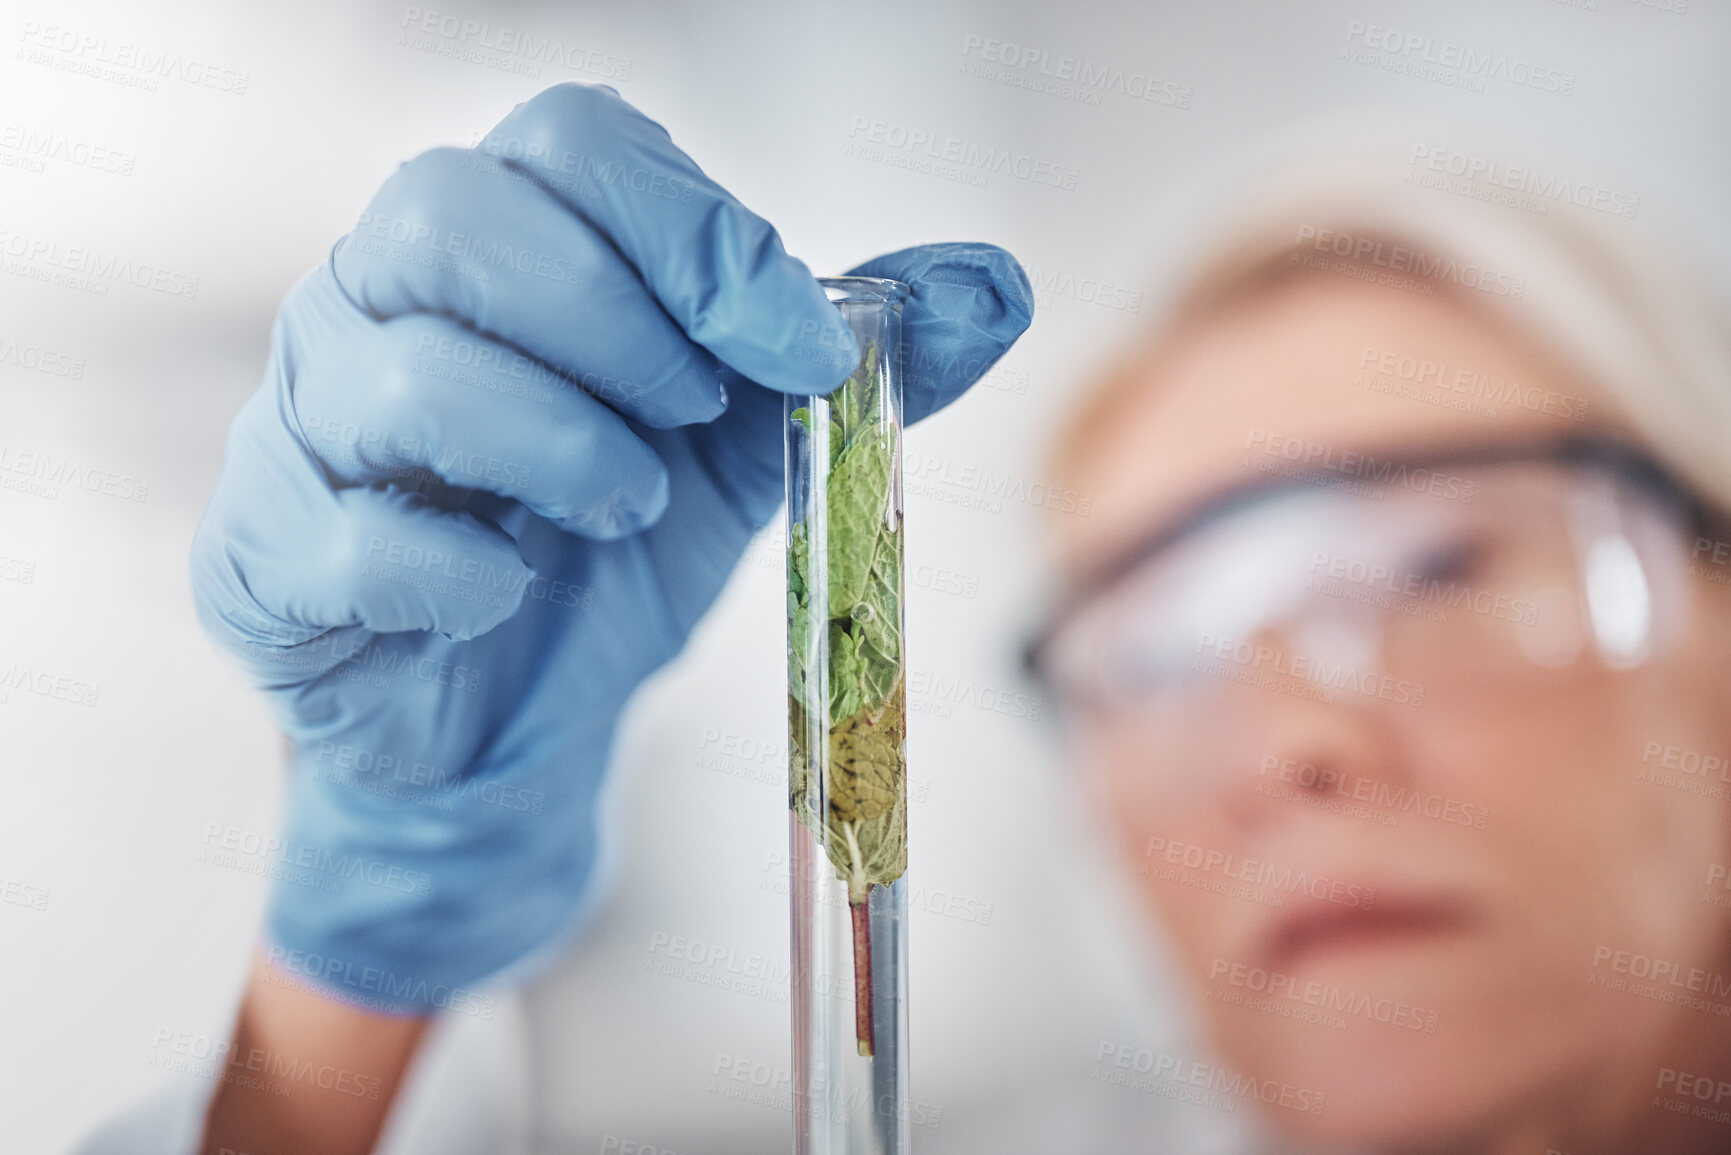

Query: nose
left=1202, top=619, right=1410, bottom=833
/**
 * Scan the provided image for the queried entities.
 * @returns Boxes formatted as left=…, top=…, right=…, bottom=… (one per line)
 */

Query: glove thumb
left=846, top=242, right=1034, bottom=425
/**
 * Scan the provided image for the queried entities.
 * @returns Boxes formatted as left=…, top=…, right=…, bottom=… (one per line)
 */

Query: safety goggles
left=1025, top=437, right=1728, bottom=729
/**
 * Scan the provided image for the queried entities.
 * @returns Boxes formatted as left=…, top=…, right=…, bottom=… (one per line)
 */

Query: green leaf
left=787, top=523, right=816, bottom=715
left=857, top=637, right=898, bottom=707
left=835, top=688, right=907, bottom=894
left=853, top=541, right=900, bottom=666
left=819, top=691, right=908, bottom=901
left=788, top=695, right=819, bottom=829
left=825, top=432, right=891, bottom=612
left=827, top=699, right=901, bottom=824
left=856, top=787, right=907, bottom=891
left=788, top=598, right=813, bottom=715
left=827, top=619, right=863, bottom=726
left=789, top=522, right=809, bottom=596
left=838, top=343, right=881, bottom=446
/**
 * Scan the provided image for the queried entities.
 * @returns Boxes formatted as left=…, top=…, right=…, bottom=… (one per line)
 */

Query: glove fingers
left=296, top=311, right=671, bottom=540
left=333, top=147, right=728, bottom=431
left=846, top=242, right=1034, bottom=424
left=480, top=83, right=859, bottom=394
left=682, top=242, right=1036, bottom=517
left=343, top=488, right=532, bottom=641
left=272, top=484, right=532, bottom=641
left=193, top=380, right=534, bottom=663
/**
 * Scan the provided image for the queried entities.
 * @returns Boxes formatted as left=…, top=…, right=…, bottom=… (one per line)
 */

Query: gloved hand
left=190, top=82, right=1032, bottom=1013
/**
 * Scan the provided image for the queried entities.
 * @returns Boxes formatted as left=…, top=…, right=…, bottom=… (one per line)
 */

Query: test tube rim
left=819, top=275, right=911, bottom=305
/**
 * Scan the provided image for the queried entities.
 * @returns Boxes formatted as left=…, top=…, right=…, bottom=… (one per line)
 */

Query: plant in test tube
left=787, top=343, right=907, bottom=1057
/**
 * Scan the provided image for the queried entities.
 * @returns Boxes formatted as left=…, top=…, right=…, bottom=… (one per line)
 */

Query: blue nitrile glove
left=189, top=83, right=1032, bottom=1014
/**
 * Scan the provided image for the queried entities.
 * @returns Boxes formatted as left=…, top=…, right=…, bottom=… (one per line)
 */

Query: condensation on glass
left=784, top=276, right=911, bottom=1155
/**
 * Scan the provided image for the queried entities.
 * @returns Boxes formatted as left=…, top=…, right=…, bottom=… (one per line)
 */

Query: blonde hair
left=1050, top=138, right=1731, bottom=513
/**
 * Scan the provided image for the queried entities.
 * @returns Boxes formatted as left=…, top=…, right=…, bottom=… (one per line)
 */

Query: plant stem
left=850, top=892, right=874, bottom=1057
left=842, top=821, right=874, bottom=1057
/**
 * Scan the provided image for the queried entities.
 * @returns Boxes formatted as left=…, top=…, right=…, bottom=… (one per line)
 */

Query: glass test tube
left=785, top=277, right=911, bottom=1155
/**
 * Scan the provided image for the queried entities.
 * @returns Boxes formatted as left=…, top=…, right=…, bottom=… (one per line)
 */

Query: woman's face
left=1057, top=271, right=1731, bottom=1153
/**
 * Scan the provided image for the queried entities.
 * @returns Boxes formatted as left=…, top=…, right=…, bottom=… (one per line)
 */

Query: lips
left=1264, top=894, right=1474, bottom=970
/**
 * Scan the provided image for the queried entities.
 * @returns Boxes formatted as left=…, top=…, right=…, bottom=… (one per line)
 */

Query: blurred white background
left=3, top=1, right=1728, bottom=1151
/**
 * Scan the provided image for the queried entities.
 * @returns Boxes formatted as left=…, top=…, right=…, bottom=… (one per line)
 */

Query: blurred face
left=1052, top=271, right=1731, bottom=1154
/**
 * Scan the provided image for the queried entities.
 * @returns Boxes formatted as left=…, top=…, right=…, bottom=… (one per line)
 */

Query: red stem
left=850, top=894, right=874, bottom=1057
